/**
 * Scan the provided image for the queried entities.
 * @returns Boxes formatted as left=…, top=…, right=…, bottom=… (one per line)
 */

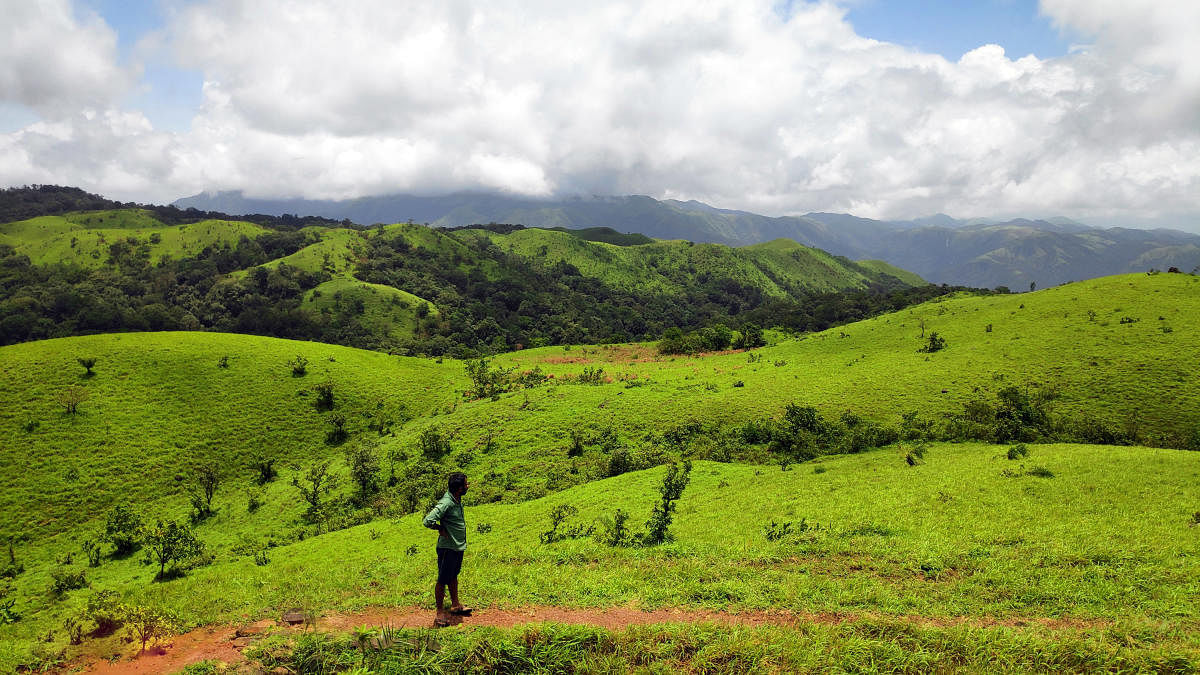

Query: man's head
left=448, top=472, right=468, bottom=497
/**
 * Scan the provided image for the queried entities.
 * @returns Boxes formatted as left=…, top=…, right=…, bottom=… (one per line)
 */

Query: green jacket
left=423, top=491, right=467, bottom=551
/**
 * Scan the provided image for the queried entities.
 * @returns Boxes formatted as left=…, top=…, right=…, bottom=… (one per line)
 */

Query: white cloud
left=1, top=0, right=1198, bottom=228
left=0, top=0, right=132, bottom=116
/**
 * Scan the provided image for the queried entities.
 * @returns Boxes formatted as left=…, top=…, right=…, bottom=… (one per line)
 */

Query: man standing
left=423, top=472, right=470, bottom=626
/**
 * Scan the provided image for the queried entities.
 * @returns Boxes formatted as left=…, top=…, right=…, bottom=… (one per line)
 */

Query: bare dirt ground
left=70, top=605, right=1114, bottom=674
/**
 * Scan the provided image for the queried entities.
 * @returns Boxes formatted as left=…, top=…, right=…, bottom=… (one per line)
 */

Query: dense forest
left=0, top=186, right=996, bottom=356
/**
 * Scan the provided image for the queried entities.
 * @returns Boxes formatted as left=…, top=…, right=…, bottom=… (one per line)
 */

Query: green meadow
left=0, top=272, right=1198, bottom=671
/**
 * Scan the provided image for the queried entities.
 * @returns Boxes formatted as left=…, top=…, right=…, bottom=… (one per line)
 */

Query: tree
left=190, top=462, right=221, bottom=519
left=464, top=357, right=513, bottom=400
left=56, top=385, right=89, bottom=414
left=142, top=520, right=204, bottom=580
left=292, top=460, right=340, bottom=522
left=77, top=357, right=96, bottom=376
left=418, top=427, right=451, bottom=459
left=345, top=439, right=381, bottom=502
left=103, top=505, right=142, bottom=555
left=125, top=604, right=175, bottom=652
left=918, top=332, right=946, bottom=353
left=734, top=324, right=765, bottom=349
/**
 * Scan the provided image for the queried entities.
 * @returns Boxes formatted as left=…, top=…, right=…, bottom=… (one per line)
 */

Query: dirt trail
left=73, top=606, right=1114, bottom=674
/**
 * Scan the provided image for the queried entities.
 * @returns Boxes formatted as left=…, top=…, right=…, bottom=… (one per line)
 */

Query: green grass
left=2, top=272, right=1199, bottom=670
left=461, top=228, right=901, bottom=296
left=0, top=212, right=271, bottom=267
left=247, top=620, right=1197, bottom=673
left=303, top=275, right=436, bottom=341
left=3, top=445, right=1197, bottom=670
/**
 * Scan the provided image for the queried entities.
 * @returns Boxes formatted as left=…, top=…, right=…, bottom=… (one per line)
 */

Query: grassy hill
left=1, top=207, right=927, bottom=355
left=0, top=212, right=271, bottom=267
left=1, top=273, right=1198, bottom=670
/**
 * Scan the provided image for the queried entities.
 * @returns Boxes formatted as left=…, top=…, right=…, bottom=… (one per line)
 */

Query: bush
left=763, top=521, right=792, bottom=542
left=189, top=462, right=221, bottom=521
left=326, top=413, right=349, bottom=444
left=734, top=324, right=766, bottom=349
left=642, top=461, right=693, bottom=546
left=465, top=357, right=515, bottom=400
left=50, top=567, right=88, bottom=596
left=418, top=427, right=451, bottom=460
left=539, top=505, right=593, bottom=544
left=344, top=439, right=382, bottom=503
left=290, top=355, right=309, bottom=376
left=77, top=357, right=96, bottom=376
left=125, top=604, right=177, bottom=653
left=85, top=590, right=125, bottom=634
left=250, top=450, right=277, bottom=484
left=1007, top=443, right=1030, bottom=460
left=918, top=332, right=947, bottom=353
left=56, top=385, right=89, bottom=414
left=903, top=442, right=928, bottom=466
left=292, top=460, right=341, bottom=523
left=314, top=379, right=335, bottom=410
left=596, top=509, right=632, bottom=547
left=104, top=505, right=143, bottom=555
left=82, top=538, right=103, bottom=567
left=142, top=520, right=205, bottom=580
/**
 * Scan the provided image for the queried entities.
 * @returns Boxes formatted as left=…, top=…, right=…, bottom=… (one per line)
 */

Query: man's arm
left=423, top=499, right=449, bottom=534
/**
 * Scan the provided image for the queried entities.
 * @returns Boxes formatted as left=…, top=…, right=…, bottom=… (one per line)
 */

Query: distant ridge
left=175, top=190, right=1200, bottom=288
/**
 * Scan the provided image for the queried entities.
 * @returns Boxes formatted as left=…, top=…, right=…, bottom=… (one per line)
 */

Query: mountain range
left=175, top=191, right=1200, bottom=289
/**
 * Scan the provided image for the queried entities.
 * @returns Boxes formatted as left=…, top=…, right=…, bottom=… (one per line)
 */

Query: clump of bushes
left=539, top=505, right=594, bottom=544
left=918, top=332, right=947, bottom=353
left=1007, top=443, right=1030, bottom=460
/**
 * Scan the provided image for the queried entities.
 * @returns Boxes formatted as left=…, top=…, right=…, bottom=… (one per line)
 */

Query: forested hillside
left=0, top=186, right=977, bottom=356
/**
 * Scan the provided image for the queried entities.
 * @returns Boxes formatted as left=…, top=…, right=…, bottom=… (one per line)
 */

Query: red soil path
left=71, top=606, right=1112, bottom=674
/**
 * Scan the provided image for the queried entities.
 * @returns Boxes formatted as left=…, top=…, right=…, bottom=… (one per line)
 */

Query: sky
left=1, top=0, right=1198, bottom=230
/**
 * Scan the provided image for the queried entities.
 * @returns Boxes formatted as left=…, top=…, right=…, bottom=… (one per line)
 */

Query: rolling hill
left=0, top=271, right=1198, bottom=670
left=175, top=190, right=1200, bottom=289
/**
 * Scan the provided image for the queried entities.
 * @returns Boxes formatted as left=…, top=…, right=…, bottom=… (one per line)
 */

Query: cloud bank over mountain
left=1, top=0, right=1198, bottom=229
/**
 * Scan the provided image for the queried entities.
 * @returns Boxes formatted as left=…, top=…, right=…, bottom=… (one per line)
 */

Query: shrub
left=1027, top=466, right=1055, bottom=478
left=63, top=613, right=85, bottom=645
left=56, top=385, right=89, bottom=414
left=903, top=442, right=928, bottom=466
left=21, top=418, right=38, bottom=433
left=763, top=521, right=793, bottom=542
left=642, top=461, right=693, bottom=546
left=539, top=505, right=593, bottom=544
left=0, top=579, right=17, bottom=624
left=292, top=460, right=340, bottom=523
left=476, top=523, right=493, bottom=534
left=142, top=520, right=205, bottom=580
left=734, top=324, right=766, bottom=349
left=344, top=439, right=381, bottom=503
left=326, top=413, right=349, bottom=444
left=125, top=604, right=177, bottom=653
left=566, top=429, right=585, bottom=457
left=290, top=355, right=309, bottom=376
left=50, top=567, right=88, bottom=596
left=85, top=590, right=125, bottom=634
left=418, top=427, right=451, bottom=460
left=77, top=357, right=96, bottom=376
left=1007, top=444, right=1030, bottom=460
left=189, top=462, right=221, bottom=521
left=464, top=358, right=515, bottom=400
left=577, top=366, right=606, bottom=385
left=250, top=450, right=277, bottom=484
left=245, top=486, right=264, bottom=513
left=104, top=505, right=143, bottom=555
left=918, top=332, right=947, bottom=353
left=217, top=355, right=229, bottom=368
left=596, top=509, right=632, bottom=547
left=314, top=379, right=335, bottom=410
left=82, top=538, right=103, bottom=567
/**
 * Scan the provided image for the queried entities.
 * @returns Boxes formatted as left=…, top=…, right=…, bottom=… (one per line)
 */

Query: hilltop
left=175, top=189, right=1200, bottom=288
left=1, top=194, right=947, bottom=357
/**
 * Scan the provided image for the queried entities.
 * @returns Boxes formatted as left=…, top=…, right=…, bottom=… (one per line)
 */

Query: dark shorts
left=436, top=547, right=464, bottom=585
